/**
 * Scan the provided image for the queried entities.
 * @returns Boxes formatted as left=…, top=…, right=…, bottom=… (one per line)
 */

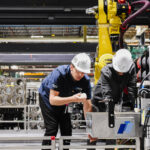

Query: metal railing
left=0, top=136, right=55, bottom=150
left=0, top=135, right=140, bottom=150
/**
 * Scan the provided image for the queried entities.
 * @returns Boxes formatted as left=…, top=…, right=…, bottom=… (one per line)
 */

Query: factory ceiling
left=0, top=0, right=149, bottom=25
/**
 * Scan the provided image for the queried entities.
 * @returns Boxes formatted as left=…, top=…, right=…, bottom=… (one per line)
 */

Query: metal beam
left=0, top=42, right=97, bottom=53
left=0, top=53, right=94, bottom=65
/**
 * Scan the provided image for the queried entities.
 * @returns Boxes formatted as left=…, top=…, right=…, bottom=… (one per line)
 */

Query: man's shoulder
left=101, top=64, right=113, bottom=75
left=56, top=65, right=70, bottom=74
left=44, top=65, right=69, bottom=81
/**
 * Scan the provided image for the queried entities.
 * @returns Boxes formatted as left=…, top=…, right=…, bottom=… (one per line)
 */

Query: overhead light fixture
left=48, top=16, right=55, bottom=20
left=31, top=36, right=44, bottom=38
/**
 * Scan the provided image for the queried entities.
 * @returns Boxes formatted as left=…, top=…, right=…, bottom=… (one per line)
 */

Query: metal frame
left=0, top=135, right=140, bottom=150
left=59, top=136, right=140, bottom=150
left=0, top=136, right=56, bottom=150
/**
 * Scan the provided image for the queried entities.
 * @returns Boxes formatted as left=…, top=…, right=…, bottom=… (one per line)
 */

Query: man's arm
left=83, top=99, right=92, bottom=118
left=92, top=71, right=112, bottom=112
left=127, top=65, right=137, bottom=108
left=49, top=89, right=86, bottom=106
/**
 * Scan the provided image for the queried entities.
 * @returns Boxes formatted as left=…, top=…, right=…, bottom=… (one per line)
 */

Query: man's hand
left=88, top=134, right=98, bottom=143
left=72, top=93, right=87, bottom=103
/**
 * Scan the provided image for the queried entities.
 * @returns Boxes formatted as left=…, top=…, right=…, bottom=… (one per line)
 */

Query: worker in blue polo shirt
left=39, top=53, right=92, bottom=150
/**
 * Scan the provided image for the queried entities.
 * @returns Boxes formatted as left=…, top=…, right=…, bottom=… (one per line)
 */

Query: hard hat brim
left=75, top=66, right=91, bottom=74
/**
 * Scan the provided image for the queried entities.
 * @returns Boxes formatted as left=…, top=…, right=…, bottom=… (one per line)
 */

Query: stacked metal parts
left=0, top=77, right=26, bottom=130
left=0, top=77, right=26, bottom=105
left=0, top=77, right=45, bottom=130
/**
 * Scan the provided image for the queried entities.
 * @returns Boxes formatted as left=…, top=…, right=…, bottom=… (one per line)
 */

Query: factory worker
left=39, top=53, right=92, bottom=150
left=88, top=49, right=137, bottom=150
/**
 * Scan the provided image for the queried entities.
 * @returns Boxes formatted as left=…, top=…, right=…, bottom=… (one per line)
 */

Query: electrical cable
left=138, top=72, right=150, bottom=90
left=119, top=0, right=150, bottom=48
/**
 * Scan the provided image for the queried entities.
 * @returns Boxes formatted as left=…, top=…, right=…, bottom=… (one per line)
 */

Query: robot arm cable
left=119, top=0, right=150, bottom=48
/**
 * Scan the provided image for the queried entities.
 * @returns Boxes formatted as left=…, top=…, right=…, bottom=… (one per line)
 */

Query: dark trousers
left=39, top=94, right=72, bottom=150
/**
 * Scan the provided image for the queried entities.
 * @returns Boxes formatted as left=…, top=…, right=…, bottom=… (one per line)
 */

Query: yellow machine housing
left=94, top=0, right=128, bottom=84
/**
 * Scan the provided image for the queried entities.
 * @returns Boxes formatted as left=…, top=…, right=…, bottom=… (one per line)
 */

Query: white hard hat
left=71, top=53, right=91, bottom=74
left=112, top=49, right=133, bottom=73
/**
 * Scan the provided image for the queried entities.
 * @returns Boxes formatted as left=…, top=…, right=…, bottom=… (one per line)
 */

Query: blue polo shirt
left=39, top=65, right=91, bottom=112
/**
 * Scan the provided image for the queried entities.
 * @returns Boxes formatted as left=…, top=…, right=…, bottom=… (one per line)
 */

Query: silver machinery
left=86, top=112, right=142, bottom=138
left=138, top=80, right=150, bottom=150
left=0, top=77, right=26, bottom=105
left=86, top=80, right=150, bottom=150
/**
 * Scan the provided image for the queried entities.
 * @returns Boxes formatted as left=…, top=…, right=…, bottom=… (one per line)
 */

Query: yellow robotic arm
left=87, top=0, right=131, bottom=84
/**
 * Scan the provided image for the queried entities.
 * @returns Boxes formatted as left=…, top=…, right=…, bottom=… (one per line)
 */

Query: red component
left=51, top=136, right=55, bottom=140
left=137, top=69, right=142, bottom=82
left=118, top=0, right=125, bottom=4
left=137, top=57, right=141, bottom=69
left=128, top=4, right=132, bottom=14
